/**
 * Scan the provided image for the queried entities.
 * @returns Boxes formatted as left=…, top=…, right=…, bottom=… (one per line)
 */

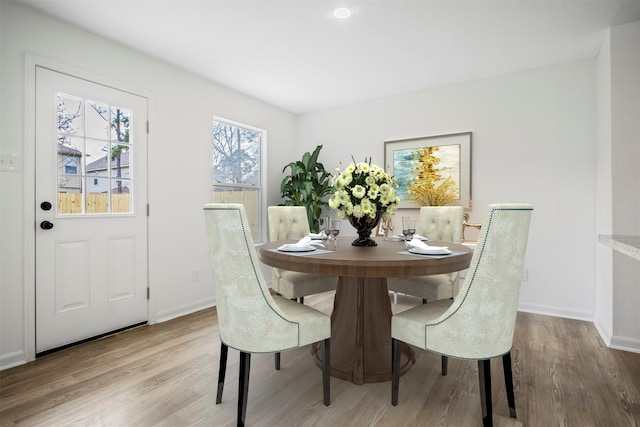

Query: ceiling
left=15, top=0, right=640, bottom=113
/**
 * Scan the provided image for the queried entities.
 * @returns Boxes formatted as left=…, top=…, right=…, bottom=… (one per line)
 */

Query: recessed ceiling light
left=333, top=7, right=352, bottom=20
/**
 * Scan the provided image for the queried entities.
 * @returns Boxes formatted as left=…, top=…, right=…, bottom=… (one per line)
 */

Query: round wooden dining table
left=259, top=237, right=473, bottom=385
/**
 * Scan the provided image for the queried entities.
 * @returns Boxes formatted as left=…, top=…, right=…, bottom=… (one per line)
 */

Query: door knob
left=40, top=220, right=54, bottom=230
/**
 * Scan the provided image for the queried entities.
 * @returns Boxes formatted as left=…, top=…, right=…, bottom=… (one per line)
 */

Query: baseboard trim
left=518, top=302, right=594, bottom=322
left=593, top=318, right=612, bottom=346
left=154, top=297, right=216, bottom=324
left=520, top=303, right=640, bottom=354
left=0, top=350, right=27, bottom=371
left=610, top=336, right=640, bottom=354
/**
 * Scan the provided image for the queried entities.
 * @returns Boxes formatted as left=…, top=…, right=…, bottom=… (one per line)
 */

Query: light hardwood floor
left=1, top=291, right=639, bottom=426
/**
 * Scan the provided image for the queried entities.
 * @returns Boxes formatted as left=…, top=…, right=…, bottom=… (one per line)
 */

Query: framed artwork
left=376, top=218, right=389, bottom=237
left=384, top=132, right=472, bottom=209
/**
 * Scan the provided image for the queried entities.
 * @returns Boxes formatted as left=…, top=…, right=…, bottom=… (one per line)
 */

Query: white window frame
left=212, top=116, right=267, bottom=244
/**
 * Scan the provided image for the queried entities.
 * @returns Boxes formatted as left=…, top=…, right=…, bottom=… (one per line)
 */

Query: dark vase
left=348, top=213, right=382, bottom=246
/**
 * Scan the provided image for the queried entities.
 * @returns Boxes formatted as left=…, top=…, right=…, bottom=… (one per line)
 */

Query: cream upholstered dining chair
left=388, top=206, right=464, bottom=303
left=391, top=203, right=533, bottom=427
left=204, top=203, right=331, bottom=426
left=268, top=206, right=337, bottom=304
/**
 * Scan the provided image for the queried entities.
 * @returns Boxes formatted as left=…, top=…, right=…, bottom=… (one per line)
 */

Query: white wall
left=594, top=21, right=640, bottom=353
left=609, top=21, right=640, bottom=350
left=595, top=30, right=614, bottom=343
left=0, top=2, right=296, bottom=369
left=296, top=60, right=598, bottom=320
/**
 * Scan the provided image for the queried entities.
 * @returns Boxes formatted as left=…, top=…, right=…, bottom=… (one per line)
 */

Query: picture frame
left=376, top=218, right=388, bottom=237
left=384, top=132, right=472, bottom=209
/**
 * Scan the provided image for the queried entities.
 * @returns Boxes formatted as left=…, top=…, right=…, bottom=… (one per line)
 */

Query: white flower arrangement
left=328, top=159, right=401, bottom=221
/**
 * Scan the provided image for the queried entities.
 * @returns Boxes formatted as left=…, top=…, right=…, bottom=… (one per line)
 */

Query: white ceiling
left=16, top=0, right=640, bottom=113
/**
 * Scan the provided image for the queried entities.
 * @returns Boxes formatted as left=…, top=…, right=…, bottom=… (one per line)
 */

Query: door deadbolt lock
left=40, top=220, right=54, bottom=230
left=41, top=201, right=52, bottom=211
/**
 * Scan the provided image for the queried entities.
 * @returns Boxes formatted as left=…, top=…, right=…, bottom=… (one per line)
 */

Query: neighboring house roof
left=57, top=143, right=82, bottom=156
left=87, top=151, right=130, bottom=172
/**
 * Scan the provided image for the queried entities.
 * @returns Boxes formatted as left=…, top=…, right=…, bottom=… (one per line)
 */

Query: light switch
left=0, top=153, right=19, bottom=171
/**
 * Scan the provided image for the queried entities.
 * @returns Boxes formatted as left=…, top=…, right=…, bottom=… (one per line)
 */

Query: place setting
left=274, top=218, right=339, bottom=255
left=272, top=236, right=324, bottom=254
left=404, top=238, right=452, bottom=255
left=396, top=217, right=461, bottom=258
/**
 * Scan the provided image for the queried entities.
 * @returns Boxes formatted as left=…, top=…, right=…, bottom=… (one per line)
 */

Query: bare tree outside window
left=212, top=119, right=264, bottom=241
left=88, top=103, right=131, bottom=194
left=213, top=122, right=259, bottom=185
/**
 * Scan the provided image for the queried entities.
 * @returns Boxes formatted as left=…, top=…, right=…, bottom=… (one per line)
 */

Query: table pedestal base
left=312, top=276, right=415, bottom=384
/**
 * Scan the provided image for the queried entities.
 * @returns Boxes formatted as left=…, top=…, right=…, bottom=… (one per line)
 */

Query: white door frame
left=23, top=54, right=154, bottom=362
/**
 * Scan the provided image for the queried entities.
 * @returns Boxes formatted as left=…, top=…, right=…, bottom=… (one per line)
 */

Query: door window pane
left=57, top=95, right=83, bottom=140
left=111, top=107, right=131, bottom=142
left=111, top=144, right=131, bottom=179
left=56, top=93, right=134, bottom=215
left=86, top=139, right=108, bottom=177
left=86, top=100, right=110, bottom=140
left=57, top=191, right=82, bottom=214
left=112, top=179, right=131, bottom=214
left=86, top=178, right=109, bottom=214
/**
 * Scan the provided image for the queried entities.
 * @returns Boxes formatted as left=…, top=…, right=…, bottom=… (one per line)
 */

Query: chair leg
left=274, top=352, right=281, bottom=370
left=238, top=352, right=251, bottom=427
left=502, top=351, right=517, bottom=418
left=321, top=338, right=331, bottom=406
left=216, top=342, right=228, bottom=404
left=391, top=338, right=400, bottom=406
left=478, top=359, right=493, bottom=427
left=441, top=355, right=448, bottom=376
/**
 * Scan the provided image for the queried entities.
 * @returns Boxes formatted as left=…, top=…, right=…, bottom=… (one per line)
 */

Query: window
left=57, top=93, right=134, bottom=214
left=64, top=156, right=78, bottom=174
left=212, top=117, right=265, bottom=242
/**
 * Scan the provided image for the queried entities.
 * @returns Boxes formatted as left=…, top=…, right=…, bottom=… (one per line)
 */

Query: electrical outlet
left=192, top=270, right=200, bottom=282
left=522, top=269, right=528, bottom=282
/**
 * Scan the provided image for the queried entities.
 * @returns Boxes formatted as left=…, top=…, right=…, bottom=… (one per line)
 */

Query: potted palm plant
left=279, top=145, right=334, bottom=232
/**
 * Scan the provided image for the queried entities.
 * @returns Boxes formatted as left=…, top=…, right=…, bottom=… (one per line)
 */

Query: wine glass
left=401, top=217, right=410, bottom=240
left=318, top=217, right=328, bottom=240
left=330, top=220, right=341, bottom=250
left=402, top=217, right=416, bottom=243
left=323, top=216, right=332, bottom=241
left=407, top=222, right=416, bottom=243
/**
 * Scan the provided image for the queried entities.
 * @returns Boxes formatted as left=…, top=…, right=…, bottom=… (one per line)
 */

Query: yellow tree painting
left=408, top=146, right=459, bottom=206
left=385, top=132, right=472, bottom=208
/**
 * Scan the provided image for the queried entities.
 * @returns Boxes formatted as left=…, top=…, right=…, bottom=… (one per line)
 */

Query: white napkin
left=307, top=232, right=324, bottom=240
left=413, top=234, right=429, bottom=241
left=278, top=236, right=321, bottom=251
left=406, top=238, right=451, bottom=255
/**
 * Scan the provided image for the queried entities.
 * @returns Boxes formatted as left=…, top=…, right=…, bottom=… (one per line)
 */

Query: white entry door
left=35, top=67, right=148, bottom=354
